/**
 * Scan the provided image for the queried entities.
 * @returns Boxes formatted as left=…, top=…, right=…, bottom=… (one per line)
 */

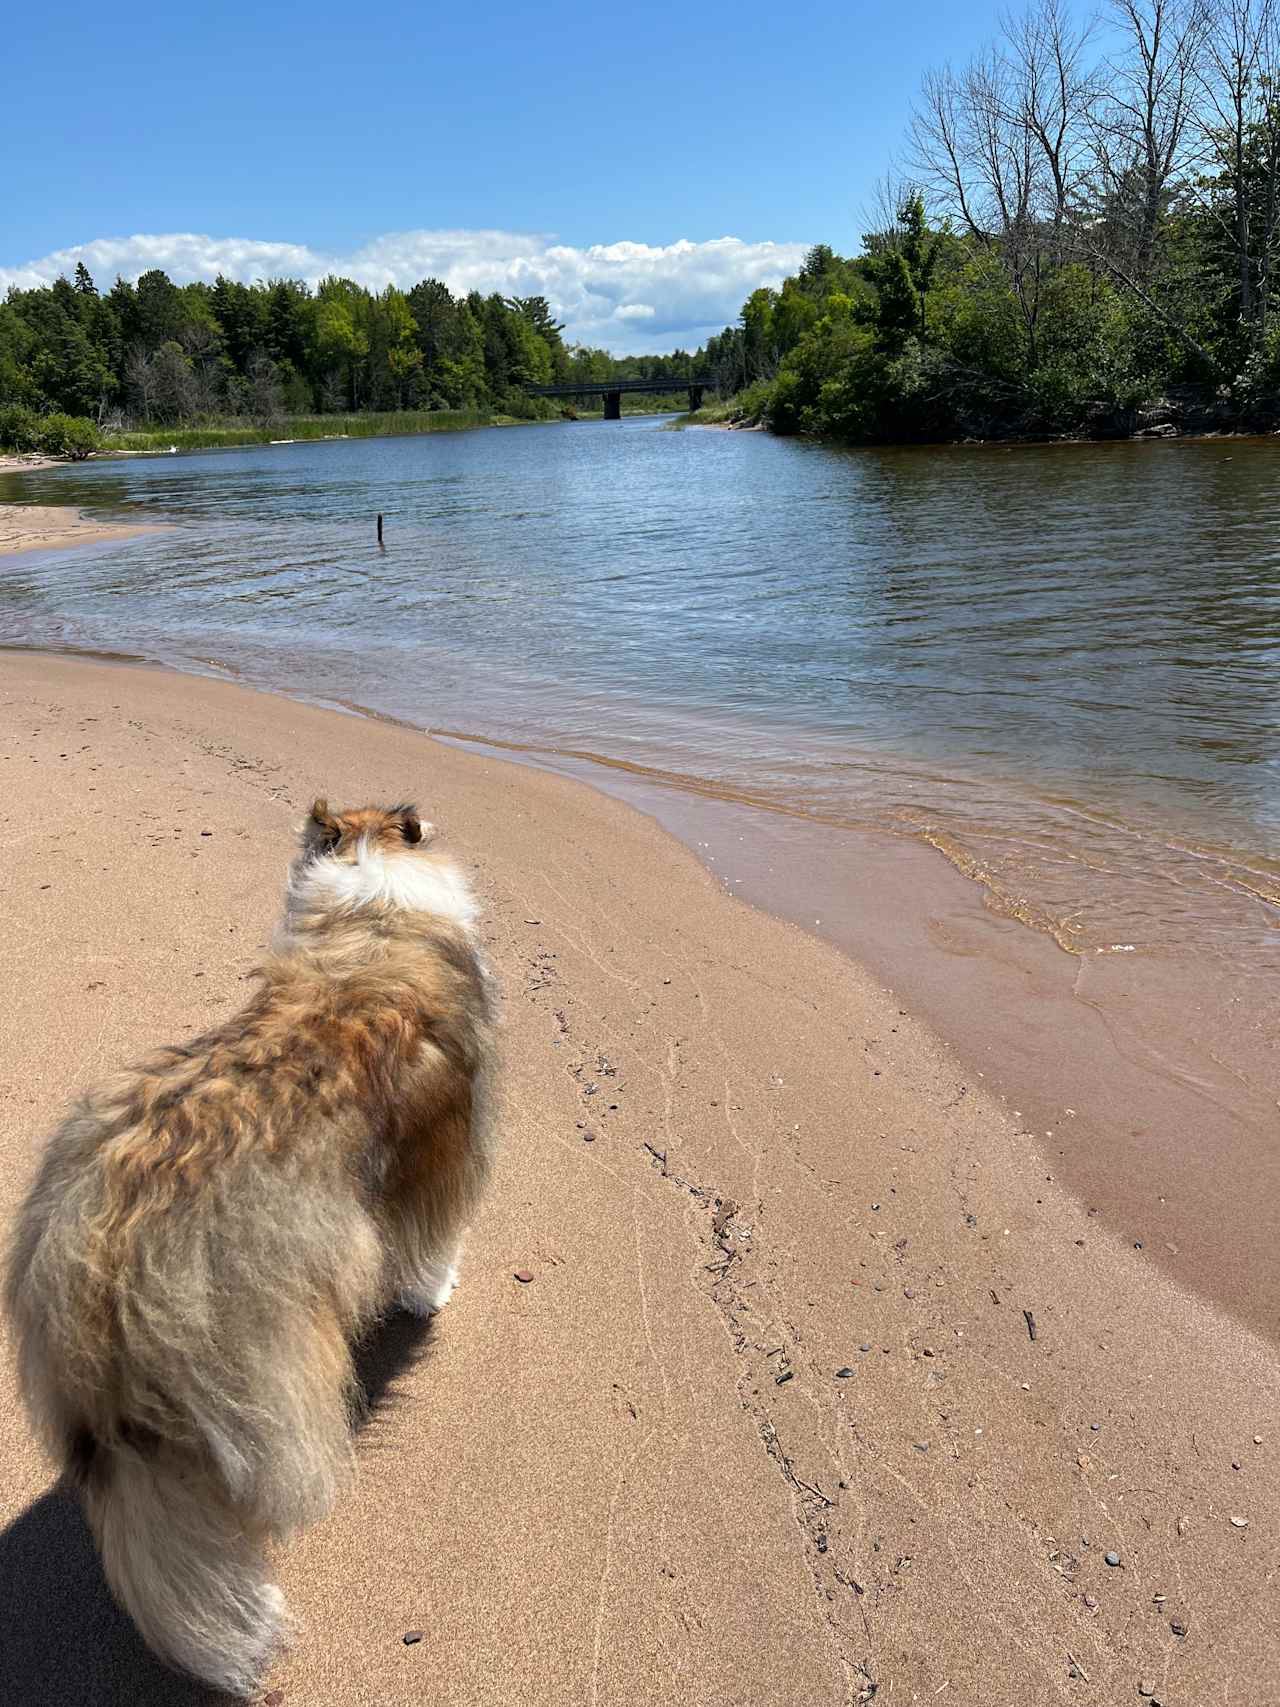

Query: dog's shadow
left=0, top=1308, right=435, bottom=1704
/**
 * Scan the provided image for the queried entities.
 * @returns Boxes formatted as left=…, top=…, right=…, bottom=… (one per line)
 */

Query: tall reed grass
left=99, top=410, right=499, bottom=453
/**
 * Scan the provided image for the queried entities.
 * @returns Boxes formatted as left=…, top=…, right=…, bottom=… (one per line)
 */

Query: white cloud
left=0, top=228, right=810, bottom=353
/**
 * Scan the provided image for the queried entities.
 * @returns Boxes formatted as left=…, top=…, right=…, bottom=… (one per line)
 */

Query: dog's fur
left=3, top=800, right=497, bottom=1696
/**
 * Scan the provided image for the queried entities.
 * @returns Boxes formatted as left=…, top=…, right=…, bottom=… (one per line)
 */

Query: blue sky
left=4, top=0, right=1027, bottom=350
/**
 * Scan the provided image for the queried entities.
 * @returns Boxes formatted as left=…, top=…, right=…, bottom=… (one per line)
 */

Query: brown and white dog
left=4, top=800, right=497, bottom=1695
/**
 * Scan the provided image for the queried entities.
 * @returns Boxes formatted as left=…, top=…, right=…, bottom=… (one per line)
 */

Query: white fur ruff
left=287, top=837, right=479, bottom=930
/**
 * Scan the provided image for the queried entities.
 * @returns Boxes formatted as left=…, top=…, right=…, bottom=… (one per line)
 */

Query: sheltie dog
left=4, top=800, right=497, bottom=1695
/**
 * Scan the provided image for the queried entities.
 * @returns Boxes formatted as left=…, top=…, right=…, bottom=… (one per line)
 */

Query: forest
left=8, top=0, right=1280, bottom=454
left=0, top=269, right=700, bottom=453
left=699, top=0, right=1280, bottom=442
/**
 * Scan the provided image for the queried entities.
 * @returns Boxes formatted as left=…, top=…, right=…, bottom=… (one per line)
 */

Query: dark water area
left=4, top=416, right=1280, bottom=1330
left=3, top=419, right=1276, bottom=973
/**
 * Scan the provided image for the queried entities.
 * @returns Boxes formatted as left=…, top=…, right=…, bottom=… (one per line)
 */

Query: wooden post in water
left=377, top=513, right=384, bottom=546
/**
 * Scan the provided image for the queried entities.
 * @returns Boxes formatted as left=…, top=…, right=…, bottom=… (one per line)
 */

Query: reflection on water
left=2, top=421, right=1277, bottom=978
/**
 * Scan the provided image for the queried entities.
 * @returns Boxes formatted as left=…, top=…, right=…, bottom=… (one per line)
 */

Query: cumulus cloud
left=0, top=228, right=811, bottom=353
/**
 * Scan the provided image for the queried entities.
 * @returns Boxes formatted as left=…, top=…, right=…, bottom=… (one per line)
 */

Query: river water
left=2, top=420, right=1277, bottom=1325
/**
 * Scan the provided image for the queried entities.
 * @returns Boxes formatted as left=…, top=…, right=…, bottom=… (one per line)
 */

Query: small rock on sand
left=1105, top=1551, right=1121, bottom=1567
left=514, top=1270, right=535, bottom=1284
left=403, top=1630, right=424, bottom=1645
left=1230, top=1515, right=1250, bottom=1528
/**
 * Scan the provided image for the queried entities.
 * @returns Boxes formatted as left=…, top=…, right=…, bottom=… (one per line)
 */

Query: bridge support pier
left=688, top=385, right=704, bottom=412
left=603, top=389, right=622, bottom=421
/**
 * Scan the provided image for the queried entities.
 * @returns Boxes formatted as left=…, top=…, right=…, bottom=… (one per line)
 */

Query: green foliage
left=0, top=405, right=101, bottom=458
left=36, top=413, right=101, bottom=458
left=0, top=402, right=42, bottom=451
left=700, top=167, right=1280, bottom=444
left=0, top=265, right=581, bottom=433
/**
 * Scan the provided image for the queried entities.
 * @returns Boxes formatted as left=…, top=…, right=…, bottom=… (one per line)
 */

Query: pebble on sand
left=1105, top=1551, right=1121, bottom=1567
left=835, top=1367, right=855, bottom=1378
left=1230, top=1515, right=1250, bottom=1528
left=514, top=1270, right=535, bottom=1284
left=403, top=1630, right=425, bottom=1645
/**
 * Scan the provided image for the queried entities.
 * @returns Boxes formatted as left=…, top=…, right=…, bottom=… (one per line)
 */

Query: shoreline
left=0, top=410, right=556, bottom=472
left=682, top=415, right=1280, bottom=447
left=382, top=722, right=1280, bottom=1346
left=0, top=454, right=65, bottom=476
left=4, top=641, right=1275, bottom=1345
left=0, top=649, right=1276, bottom=1704
left=0, top=503, right=164, bottom=556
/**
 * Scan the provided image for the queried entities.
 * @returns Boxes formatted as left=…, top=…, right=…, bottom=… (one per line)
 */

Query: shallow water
left=3, top=420, right=1277, bottom=984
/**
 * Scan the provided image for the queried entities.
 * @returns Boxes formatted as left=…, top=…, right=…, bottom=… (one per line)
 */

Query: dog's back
left=4, top=802, right=496, bottom=1695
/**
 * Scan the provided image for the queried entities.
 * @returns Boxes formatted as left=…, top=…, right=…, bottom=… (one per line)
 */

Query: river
left=2, top=418, right=1277, bottom=1331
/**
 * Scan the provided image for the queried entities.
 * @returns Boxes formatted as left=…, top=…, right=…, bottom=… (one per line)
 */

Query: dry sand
left=0, top=503, right=157, bottom=556
left=0, top=650, right=1276, bottom=1707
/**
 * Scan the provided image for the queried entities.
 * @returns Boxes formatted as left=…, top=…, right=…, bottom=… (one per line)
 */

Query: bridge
left=526, top=377, right=713, bottom=420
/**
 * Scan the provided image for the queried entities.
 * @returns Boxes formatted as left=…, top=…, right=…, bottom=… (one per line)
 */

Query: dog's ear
left=306, top=798, right=342, bottom=853
left=392, top=804, right=434, bottom=845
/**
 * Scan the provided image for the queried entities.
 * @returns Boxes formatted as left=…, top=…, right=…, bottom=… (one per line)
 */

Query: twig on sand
left=793, top=1472, right=834, bottom=1507
left=643, top=1142, right=668, bottom=1177
left=760, top=1419, right=835, bottom=1508
left=1066, top=1651, right=1090, bottom=1682
left=1023, top=1309, right=1038, bottom=1343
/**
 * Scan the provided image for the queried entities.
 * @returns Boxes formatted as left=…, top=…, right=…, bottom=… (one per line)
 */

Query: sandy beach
left=1, top=650, right=1276, bottom=1706
left=0, top=502, right=158, bottom=557
left=0, top=455, right=65, bottom=476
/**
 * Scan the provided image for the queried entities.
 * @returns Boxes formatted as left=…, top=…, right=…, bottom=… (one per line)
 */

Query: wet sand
left=437, top=734, right=1280, bottom=1346
left=1, top=651, right=1277, bottom=1705
left=0, top=503, right=158, bottom=555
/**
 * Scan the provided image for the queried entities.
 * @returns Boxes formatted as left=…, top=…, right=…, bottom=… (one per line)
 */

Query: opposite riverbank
left=1, top=651, right=1275, bottom=1706
left=2, top=402, right=689, bottom=465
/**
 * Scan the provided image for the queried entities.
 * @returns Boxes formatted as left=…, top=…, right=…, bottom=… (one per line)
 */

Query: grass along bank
left=98, top=408, right=506, bottom=453
left=4, top=399, right=719, bottom=466
left=667, top=384, right=768, bottom=429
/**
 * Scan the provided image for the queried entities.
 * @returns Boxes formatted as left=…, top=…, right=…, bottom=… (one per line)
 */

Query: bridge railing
left=526, top=378, right=714, bottom=397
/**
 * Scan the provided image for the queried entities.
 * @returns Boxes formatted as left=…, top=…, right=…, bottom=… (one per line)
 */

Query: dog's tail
left=79, top=1435, right=290, bottom=1698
